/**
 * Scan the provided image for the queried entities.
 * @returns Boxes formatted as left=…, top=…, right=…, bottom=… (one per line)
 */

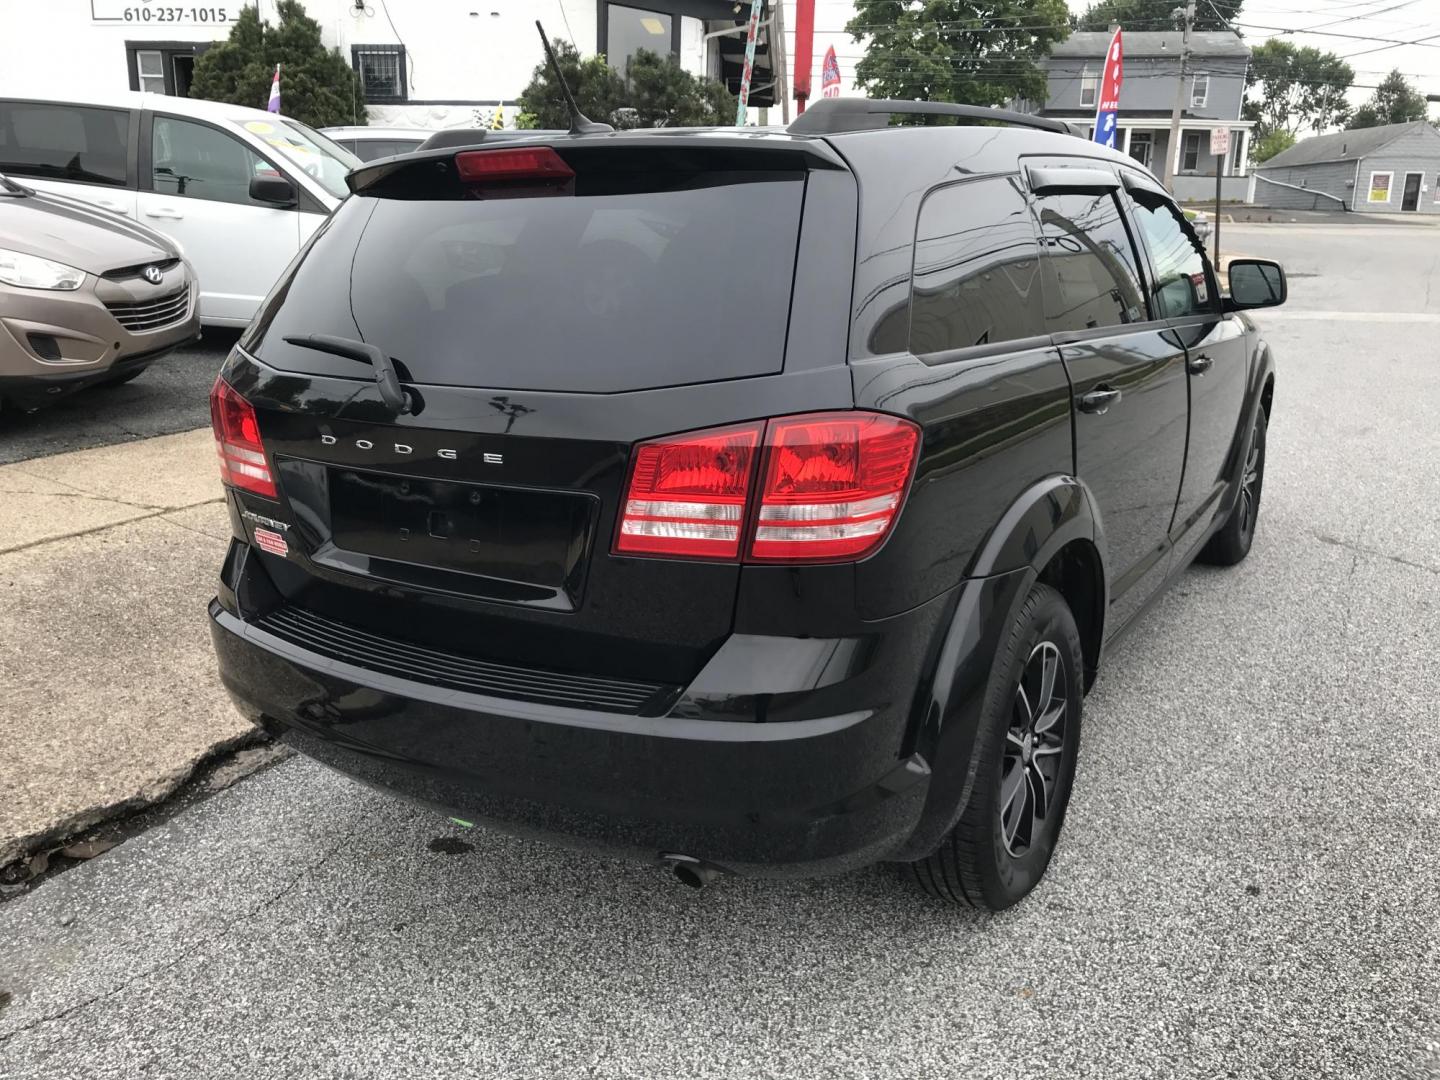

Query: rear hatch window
left=247, top=148, right=807, bottom=393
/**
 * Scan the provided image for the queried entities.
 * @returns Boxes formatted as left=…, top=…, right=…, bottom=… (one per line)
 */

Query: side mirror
left=1226, top=259, right=1287, bottom=310
left=249, top=174, right=297, bottom=207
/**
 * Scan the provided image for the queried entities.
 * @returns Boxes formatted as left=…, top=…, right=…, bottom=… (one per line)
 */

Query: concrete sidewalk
left=0, top=429, right=252, bottom=868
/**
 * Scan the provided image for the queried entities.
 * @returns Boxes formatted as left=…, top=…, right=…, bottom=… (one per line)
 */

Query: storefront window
left=606, top=4, right=673, bottom=78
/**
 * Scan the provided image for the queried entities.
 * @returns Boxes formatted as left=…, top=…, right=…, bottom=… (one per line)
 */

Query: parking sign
left=1209, top=128, right=1230, bottom=157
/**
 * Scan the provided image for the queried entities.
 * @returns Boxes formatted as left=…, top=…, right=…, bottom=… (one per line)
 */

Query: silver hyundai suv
left=0, top=175, right=198, bottom=414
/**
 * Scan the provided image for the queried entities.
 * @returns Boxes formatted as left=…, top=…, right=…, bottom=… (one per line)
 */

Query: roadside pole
left=1214, top=156, right=1222, bottom=271
left=735, top=0, right=764, bottom=126
left=774, top=0, right=790, bottom=125
left=1210, top=127, right=1229, bottom=274
left=1163, top=1, right=1195, bottom=192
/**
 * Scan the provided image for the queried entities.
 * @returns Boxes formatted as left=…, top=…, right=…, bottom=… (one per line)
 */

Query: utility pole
left=1163, top=1, right=1195, bottom=193
left=773, top=0, right=791, bottom=125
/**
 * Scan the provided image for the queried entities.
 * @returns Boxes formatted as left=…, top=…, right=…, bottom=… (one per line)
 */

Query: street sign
left=1209, top=128, right=1231, bottom=157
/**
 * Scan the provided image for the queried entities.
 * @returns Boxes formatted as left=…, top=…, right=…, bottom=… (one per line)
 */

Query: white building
left=0, top=1, right=860, bottom=130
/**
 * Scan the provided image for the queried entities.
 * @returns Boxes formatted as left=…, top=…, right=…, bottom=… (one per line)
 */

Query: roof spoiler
left=788, top=98, right=1077, bottom=137
left=416, top=128, right=495, bottom=152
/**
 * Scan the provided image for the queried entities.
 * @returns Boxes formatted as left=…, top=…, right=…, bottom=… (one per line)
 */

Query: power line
left=1299, top=0, right=1428, bottom=31
left=1231, top=21, right=1440, bottom=46
left=1338, top=30, right=1440, bottom=58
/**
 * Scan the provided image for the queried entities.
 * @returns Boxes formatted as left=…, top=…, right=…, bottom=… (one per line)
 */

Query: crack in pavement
left=156, top=514, right=229, bottom=543
left=0, top=816, right=359, bottom=1045
left=0, top=486, right=170, bottom=512
left=3, top=465, right=175, bottom=513
left=0, top=498, right=225, bottom=557
left=0, top=728, right=267, bottom=872
left=1313, top=532, right=1439, bottom=577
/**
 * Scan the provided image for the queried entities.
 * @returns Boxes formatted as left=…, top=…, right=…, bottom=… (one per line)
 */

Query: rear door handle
left=145, top=208, right=184, bottom=220
left=1077, top=387, right=1122, bottom=414
left=1188, top=354, right=1214, bottom=376
left=94, top=200, right=127, bottom=213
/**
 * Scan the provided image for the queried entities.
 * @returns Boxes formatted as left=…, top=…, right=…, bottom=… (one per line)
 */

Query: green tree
left=517, top=39, right=625, bottom=129
left=1076, top=0, right=1242, bottom=33
left=846, top=0, right=1071, bottom=107
left=1242, top=39, right=1353, bottom=137
left=190, top=0, right=366, bottom=128
left=517, top=40, right=733, bottom=129
left=624, top=50, right=735, bottom=127
left=1347, top=69, right=1429, bottom=129
left=1249, top=128, right=1296, bottom=163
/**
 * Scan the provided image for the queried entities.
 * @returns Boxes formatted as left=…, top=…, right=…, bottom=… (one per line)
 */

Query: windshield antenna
left=534, top=20, right=613, bottom=136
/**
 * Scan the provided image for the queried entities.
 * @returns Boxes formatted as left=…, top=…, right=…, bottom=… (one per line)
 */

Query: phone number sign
left=91, top=1, right=243, bottom=24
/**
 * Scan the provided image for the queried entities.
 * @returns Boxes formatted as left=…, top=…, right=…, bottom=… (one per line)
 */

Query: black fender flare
left=1215, top=336, right=1277, bottom=522
left=893, top=474, right=1107, bottom=861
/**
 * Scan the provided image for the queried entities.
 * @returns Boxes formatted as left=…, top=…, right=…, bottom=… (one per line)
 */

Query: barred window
left=352, top=44, right=407, bottom=103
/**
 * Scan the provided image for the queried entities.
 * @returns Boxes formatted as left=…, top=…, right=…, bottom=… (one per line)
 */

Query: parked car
left=0, top=92, right=359, bottom=327
left=207, top=99, right=1285, bottom=909
left=0, top=174, right=198, bottom=414
left=320, top=125, right=429, bottom=163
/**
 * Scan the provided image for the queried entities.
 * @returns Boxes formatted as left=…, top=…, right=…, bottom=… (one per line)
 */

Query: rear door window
left=250, top=170, right=806, bottom=393
left=908, top=176, right=1046, bottom=357
left=0, top=101, right=130, bottom=187
left=1125, top=186, right=1219, bottom=319
left=1033, top=190, right=1148, bottom=333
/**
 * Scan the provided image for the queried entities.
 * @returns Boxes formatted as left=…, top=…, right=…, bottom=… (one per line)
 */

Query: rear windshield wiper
left=282, top=334, right=410, bottom=415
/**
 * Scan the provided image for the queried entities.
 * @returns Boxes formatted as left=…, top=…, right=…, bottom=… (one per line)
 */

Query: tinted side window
left=152, top=116, right=270, bottom=206
left=0, top=102, right=129, bottom=187
left=1034, top=191, right=1147, bottom=333
left=909, top=176, right=1045, bottom=357
left=1127, top=188, right=1219, bottom=319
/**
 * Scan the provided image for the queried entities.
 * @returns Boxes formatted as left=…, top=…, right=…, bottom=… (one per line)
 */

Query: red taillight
left=614, top=422, right=762, bottom=559
left=454, top=146, right=574, bottom=184
left=210, top=375, right=276, bottom=499
left=613, top=412, right=920, bottom=564
left=749, top=412, right=919, bottom=562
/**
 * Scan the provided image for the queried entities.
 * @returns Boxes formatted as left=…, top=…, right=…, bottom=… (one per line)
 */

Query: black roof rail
left=787, top=98, right=1076, bottom=137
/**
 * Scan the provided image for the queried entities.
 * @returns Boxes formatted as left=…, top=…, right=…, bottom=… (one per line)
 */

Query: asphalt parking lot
left=0, top=223, right=1437, bottom=1079
left=0, top=331, right=236, bottom=466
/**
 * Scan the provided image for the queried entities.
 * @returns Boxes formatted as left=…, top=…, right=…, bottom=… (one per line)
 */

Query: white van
left=0, top=92, right=359, bottom=326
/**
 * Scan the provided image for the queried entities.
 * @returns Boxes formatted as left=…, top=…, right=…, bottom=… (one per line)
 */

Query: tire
left=908, top=582, right=1084, bottom=911
left=1199, top=406, right=1267, bottom=567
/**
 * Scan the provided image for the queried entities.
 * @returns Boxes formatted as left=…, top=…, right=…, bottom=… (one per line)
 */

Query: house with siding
left=1030, top=31, right=1256, bottom=201
left=1252, top=122, right=1440, bottom=214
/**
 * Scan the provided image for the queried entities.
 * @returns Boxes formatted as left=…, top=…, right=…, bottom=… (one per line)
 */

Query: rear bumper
left=209, top=597, right=944, bottom=878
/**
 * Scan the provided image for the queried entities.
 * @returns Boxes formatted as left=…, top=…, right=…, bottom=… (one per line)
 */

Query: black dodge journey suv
left=209, top=98, right=1287, bottom=909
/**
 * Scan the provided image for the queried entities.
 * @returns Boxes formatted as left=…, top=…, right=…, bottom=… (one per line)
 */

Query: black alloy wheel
left=908, top=582, right=1084, bottom=910
left=1000, top=641, right=1070, bottom=858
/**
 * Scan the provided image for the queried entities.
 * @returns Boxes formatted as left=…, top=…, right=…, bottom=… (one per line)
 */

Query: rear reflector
left=613, top=412, right=920, bottom=564
left=210, top=375, right=276, bottom=499
left=454, top=146, right=574, bottom=184
left=614, top=422, right=761, bottom=559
